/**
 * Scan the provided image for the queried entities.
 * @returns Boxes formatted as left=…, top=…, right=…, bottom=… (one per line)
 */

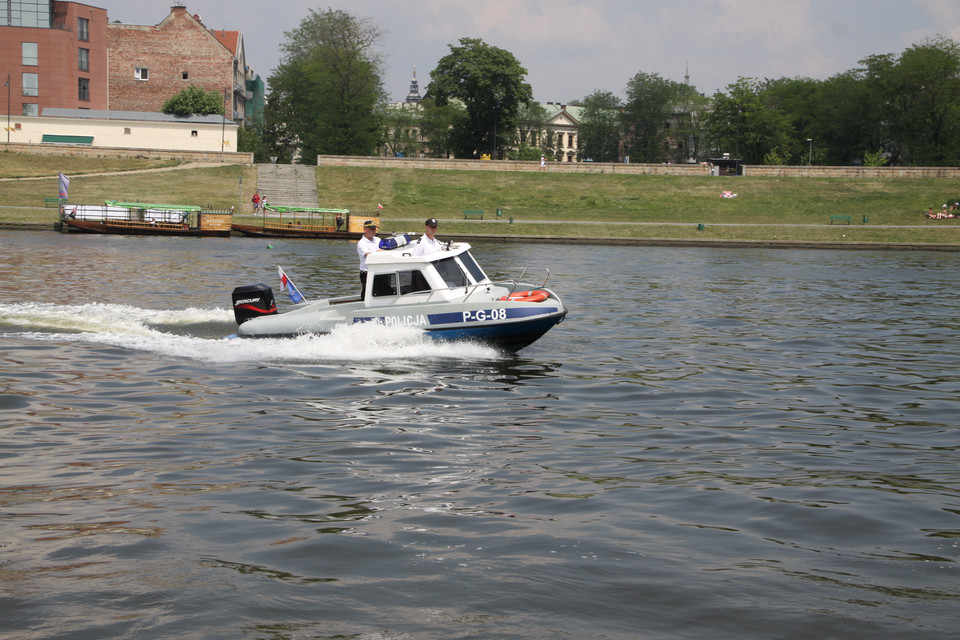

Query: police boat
left=231, top=241, right=567, bottom=351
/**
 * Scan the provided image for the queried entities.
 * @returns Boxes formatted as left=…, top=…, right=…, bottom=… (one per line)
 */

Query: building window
left=78, top=77, right=89, bottom=101
left=22, top=73, right=38, bottom=97
left=182, top=71, right=189, bottom=80
left=78, top=48, right=89, bottom=72
left=78, top=17, right=89, bottom=42
left=135, top=67, right=149, bottom=81
left=22, top=43, right=38, bottom=66
left=6, top=1, right=50, bottom=28
left=23, top=104, right=39, bottom=117
left=124, top=128, right=132, bottom=135
left=191, top=131, right=198, bottom=137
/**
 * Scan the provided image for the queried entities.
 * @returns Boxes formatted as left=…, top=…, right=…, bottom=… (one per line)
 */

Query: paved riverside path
left=383, top=217, right=934, bottom=229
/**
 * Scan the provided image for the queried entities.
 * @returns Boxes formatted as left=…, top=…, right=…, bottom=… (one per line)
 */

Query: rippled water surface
left=1, top=231, right=959, bottom=639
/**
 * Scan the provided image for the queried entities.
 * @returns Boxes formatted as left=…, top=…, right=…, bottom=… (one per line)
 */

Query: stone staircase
left=255, top=164, right=318, bottom=208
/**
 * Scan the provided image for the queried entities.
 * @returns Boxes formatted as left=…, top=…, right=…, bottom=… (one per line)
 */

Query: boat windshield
left=458, top=251, right=488, bottom=283
left=434, top=256, right=469, bottom=288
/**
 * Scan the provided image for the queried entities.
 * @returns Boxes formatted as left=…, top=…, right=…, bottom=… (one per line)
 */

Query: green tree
left=161, top=84, right=224, bottom=116
left=237, top=123, right=270, bottom=163
left=379, top=104, right=422, bottom=158
left=885, top=37, right=960, bottom=166
left=622, top=72, right=684, bottom=162
left=808, top=71, right=882, bottom=165
left=417, top=97, right=466, bottom=158
left=260, top=92, right=299, bottom=163
left=763, top=76, right=820, bottom=163
left=427, top=38, right=533, bottom=158
left=268, top=8, right=385, bottom=161
left=707, top=78, right=793, bottom=164
left=513, top=102, right=550, bottom=160
left=578, top=90, right=622, bottom=162
left=668, top=84, right=711, bottom=163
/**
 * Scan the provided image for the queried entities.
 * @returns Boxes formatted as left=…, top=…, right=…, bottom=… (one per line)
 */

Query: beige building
left=13, top=108, right=237, bottom=152
left=541, top=103, right=583, bottom=162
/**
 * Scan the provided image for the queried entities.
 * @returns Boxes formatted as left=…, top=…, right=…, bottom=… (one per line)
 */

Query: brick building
left=0, top=1, right=109, bottom=118
left=107, top=5, right=248, bottom=123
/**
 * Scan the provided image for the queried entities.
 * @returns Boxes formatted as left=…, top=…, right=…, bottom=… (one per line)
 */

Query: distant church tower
left=405, top=67, right=422, bottom=104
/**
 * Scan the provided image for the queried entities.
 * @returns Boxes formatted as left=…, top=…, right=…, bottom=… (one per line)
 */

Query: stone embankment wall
left=2, top=142, right=252, bottom=164
left=318, top=155, right=711, bottom=176
left=745, top=165, right=960, bottom=178
left=319, top=155, right=960, bottom=179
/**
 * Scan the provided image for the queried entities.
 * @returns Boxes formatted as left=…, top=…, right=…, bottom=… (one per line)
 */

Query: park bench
left=463, top=209, right=484, bottom=220
left=829, top=215, right=851, bottom=225
left=43, top=197, right=66, bottom=208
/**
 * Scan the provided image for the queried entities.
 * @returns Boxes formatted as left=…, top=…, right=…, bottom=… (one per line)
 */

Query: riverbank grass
left=2, top=158, right=959, bottom=244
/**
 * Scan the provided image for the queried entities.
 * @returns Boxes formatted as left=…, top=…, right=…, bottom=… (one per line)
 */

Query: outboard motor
left=232, top=283, right=277, bottom=325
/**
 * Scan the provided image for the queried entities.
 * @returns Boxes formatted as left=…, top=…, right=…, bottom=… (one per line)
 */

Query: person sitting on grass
left=926, top=206, right=955, bottom=220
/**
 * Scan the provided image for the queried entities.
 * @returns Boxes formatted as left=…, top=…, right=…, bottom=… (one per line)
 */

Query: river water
left=1, top=230, right=958, bottom=639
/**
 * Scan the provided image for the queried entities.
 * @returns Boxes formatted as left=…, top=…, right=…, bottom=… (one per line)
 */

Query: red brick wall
left=0, top=3, right=108, bottom=115
left=107, top=7, right=233, bottom=114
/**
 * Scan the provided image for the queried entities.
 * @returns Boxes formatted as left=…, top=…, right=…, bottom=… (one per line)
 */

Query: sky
left=94, top=0, right=960, bottom=102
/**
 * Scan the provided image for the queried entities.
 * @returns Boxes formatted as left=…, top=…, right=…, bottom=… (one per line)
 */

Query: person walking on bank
left=357, top=220, right=380, bottom=299
left=412, top=218, right=441, bottom=256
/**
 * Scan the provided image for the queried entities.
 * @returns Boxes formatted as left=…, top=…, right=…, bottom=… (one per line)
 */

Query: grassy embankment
left=2, top=151, right=959, bottom=244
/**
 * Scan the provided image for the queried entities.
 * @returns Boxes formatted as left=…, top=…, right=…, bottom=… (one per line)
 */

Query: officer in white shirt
left=356, top=220, right=380, bottom=298
left=411, top=218, right=441, bottom=256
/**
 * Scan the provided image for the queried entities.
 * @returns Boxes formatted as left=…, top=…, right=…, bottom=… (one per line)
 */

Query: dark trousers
left=359, top=270, right=367, bottom=299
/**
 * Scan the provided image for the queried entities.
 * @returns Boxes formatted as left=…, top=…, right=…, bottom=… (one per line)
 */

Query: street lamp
left=5, top=74, right=10, bottom=144
left=491, top=90, right=503, bottom=160
left=806, top=138, right=813, bottom=166
left=222, top=88, right=231, bottom=153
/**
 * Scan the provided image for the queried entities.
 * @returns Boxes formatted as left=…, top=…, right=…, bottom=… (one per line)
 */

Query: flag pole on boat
left=277, top=266, right=305, bottom=303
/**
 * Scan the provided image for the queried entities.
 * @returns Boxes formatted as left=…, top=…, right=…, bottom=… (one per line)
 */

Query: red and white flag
left=277, top=265, right=305, bottom=304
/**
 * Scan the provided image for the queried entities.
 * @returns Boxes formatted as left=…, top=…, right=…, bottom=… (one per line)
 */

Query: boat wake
left=0, top=302, right=502, bottom=363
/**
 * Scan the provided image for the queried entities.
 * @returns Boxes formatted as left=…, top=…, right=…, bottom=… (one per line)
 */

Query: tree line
left=233, top=8, right=960, bottom=167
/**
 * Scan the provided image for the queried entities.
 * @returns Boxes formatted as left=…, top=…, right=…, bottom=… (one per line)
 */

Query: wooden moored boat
left=230, top=205, right=378, bottom=239
left=60, top=201, right=232, bottom=237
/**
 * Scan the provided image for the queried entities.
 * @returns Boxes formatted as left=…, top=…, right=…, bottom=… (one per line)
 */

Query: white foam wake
left=0, top=302, right=501, bottom=363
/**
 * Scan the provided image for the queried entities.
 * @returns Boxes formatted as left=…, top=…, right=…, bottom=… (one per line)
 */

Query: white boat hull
left=237, top=292, right=567, bottom=351
left=231, top=242, right=568, bottom=351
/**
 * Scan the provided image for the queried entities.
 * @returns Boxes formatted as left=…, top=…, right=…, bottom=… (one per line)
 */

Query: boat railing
left=381, top=277, right=550, bottom=309
left=261, top=205, right=349, bottom=232
left=497, top=268, right=551, bottom=294
left=61, top=203, right=194, bottom=226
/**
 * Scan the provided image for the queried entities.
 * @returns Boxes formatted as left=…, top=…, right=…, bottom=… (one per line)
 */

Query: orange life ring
left=499, top=290, right=548, bottom=303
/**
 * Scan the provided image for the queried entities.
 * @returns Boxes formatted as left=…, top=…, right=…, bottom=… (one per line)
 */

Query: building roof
left=42, top=108, right=232, bottom=125
left=210, top=29, right=240, bottom=56
left=540, top=102, right=584, bottom=126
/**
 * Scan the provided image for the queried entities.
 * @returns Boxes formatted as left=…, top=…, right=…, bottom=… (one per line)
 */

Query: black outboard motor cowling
left=232, top=284, right=277, bottom=325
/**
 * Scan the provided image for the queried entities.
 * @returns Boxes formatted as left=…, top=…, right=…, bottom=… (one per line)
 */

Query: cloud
left=915, top=0, right=960, bottom=41
left=87, top=0, right=960, bottom=102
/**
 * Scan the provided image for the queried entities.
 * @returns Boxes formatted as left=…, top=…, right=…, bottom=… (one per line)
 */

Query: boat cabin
left=362, top=242, right=492, bottom=307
